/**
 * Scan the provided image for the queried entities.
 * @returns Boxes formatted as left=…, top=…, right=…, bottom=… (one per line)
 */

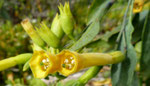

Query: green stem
left=77, top=66, right=103, bottom=85
left=116, top=0, right=133, bottom=43
left=0, top=53, right=32, bottom=71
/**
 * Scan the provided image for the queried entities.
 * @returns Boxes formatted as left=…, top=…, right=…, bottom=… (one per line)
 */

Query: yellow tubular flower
left=57, top=50, right=124, bottom=76
left=29, top=50, right=61, bottom=78
left=133, top=0, right=144, bottom=13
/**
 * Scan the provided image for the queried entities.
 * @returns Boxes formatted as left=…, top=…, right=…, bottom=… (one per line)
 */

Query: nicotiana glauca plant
left=0, top=0, right=150, bottom=86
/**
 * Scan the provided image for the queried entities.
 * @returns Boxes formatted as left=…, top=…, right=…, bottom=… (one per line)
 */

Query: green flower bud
left=21, top=19, right=45, bottom=48
left=51, top=13, right=64, bottom=39
left=58, top=2, right=75, bottom=39
left=35, top=22, right=60, bottom=48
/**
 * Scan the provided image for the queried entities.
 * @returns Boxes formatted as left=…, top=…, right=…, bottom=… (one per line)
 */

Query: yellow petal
left=133, top=0, right=144, bottom=13
left=29, top=50, right=61, bottom=78
left=57, top=50, right=124, bottom=76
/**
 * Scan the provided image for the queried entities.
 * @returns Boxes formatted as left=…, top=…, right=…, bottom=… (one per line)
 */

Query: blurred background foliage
left=0, top=0, right=150, bottom=86
left=0, top=0, right=90, bottom=58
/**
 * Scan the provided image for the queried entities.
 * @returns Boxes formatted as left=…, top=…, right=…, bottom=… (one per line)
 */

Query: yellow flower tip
left=57, top=50, right=79, bottom=76
left=109, top=51, right=125, bottom=64
left=21, top=18, right=29, bottom=24
left=21, top=18, right=33, bottom=33
left=29, top=51, right=61, bottom=78
left=133, top=0, right=144, bottom=13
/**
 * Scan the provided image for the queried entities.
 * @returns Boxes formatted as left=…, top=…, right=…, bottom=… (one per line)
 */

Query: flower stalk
left=0, top=53, right=32, bottom=71
left=78, top=66, right=103, bottom=85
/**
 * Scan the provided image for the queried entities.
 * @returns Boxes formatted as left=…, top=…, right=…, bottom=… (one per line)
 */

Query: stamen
left=64, top=59, right=69, bottom=63
left=70, top=57, right=74, bottom=60
left=46, top=58, right=49, bottom=62
left=41, top=58, right=50, bottom=70
left=68, top=64, right=72, bottom=69
left=71, top=60, right=75, bottom=64
left=44, top=66, right=47, bottom=70
left=42, top=59, right=46, bottom=63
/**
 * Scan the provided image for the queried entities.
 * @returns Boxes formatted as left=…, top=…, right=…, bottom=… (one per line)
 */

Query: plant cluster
left=0, top=0, right=150, bottom=86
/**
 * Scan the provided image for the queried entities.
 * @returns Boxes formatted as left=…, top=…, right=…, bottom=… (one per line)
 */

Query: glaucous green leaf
left=140, top=9, right=150, bottom=78
left=131, top=72, right=140, bottom=86
left=100, top=26, right=121, bottom=42
left=87, top=0, right=112, bottom=25
left=132, top=11, right=149, bottom=43
left=111, top=0, right=137, bottom=86
left=70, top=20, right=100, bottom=51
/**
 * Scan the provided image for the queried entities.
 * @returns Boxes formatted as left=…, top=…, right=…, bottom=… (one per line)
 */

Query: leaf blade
left=70, top=20, right=100, bottom=51
left=111, top=0, right=137, bottom=86
left=140, top=9, right=150, bottom=78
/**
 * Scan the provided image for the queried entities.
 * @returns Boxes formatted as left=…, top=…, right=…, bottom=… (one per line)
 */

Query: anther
left=46, top=58, right=49, bottom=62
left=70, top=57, right=74, bottom=60
left=68, top=64, right=72, bottom=69
left=42, top=59, right=46, bottom=63
left=71, top=60, right=75, bottom=64
left=64, top=59, right=69, bottom=63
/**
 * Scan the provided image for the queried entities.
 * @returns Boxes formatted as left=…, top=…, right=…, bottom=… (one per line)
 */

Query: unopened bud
left=58, top=2, right=75, bottom=39
left=51, top=13, right=64, bottom=39
left=35, top=22, right=60, bottom=48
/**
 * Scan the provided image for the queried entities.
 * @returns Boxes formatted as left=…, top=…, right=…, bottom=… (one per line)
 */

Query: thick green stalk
left=77, top=66, right=102, bottom=85
left=0, top=53, right=32, bottom=71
